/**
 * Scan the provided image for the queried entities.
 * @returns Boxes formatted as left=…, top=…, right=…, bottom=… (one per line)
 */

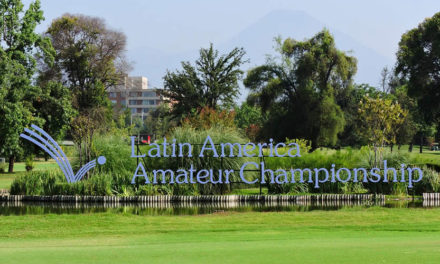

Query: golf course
left=1, top=207, right=440, bottom=263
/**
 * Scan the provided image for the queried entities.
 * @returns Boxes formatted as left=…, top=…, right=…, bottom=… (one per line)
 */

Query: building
left=107, top=76, right=164, bottom=118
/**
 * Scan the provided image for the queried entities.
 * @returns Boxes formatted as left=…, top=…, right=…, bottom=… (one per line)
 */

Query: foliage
left=162, top=44, right=247, bottom=120
left=396, top=12, right=440, bottom=124
left=285, top=138, right=312, bottom=153
left=392, top=85, right=418, bottom=147
left=41, top=13, right=130, bottom=111
left=0, top=0, right=63, bottom=172
left=182, top=106, right=236, bottom=130
left=29, top=80, right=76, bottom=159
left=71, top=107, right=109, bottom=166
left=143, top=125, right=250, bottom=195
left=358, top=96, right=407, bottom=167
left=10, top=170, right=113, bottom=196
left=245, top=124, right=261, bottom=142
left=24, top=156, right=34, bottom=172
left=91, top=132, right=136, bottom=175
left=234, top=103, right=265, bottom=140
left=337, top=84, right=383, bottom=146
left=234, top=103, right=264, bottom=129
left=0, top=162, right=6, bottom=173
left=414, top=166, right=440, bottom=194
left=244, top=30, right=356, bottom=149
left=142, top=104, right=176, bottom=139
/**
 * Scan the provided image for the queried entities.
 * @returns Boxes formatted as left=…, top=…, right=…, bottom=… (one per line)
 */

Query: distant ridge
left=128, top=10, right=393, bottom=100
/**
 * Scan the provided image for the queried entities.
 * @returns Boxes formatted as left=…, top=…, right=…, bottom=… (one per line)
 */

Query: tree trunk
left=8, top=155, right=15, bottom=173
left=398, top=144, right=401, bottom=150
left=390, top=144, right=393, bottom=152
left=409, top=142, right=413, bottom=152
left=420, top=134, right=424, bottom=153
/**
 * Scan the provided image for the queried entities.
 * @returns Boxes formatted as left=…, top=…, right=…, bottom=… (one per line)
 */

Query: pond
left=0, top=199, right=432, bottom=216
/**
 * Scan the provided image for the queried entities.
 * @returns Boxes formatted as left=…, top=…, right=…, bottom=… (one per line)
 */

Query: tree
left=41, top=13, right=130, bottom=111
left=182, top=106, right=236, bottom=130
left=29, top=80, right=76, bottom=160
left=162, top=44, right=247, bottom=120
left=71, top=107, right=107, bottom=167
left=358, top=96, right=407, bottom=167
left=244, top=30, right=357, bottom=149
left=0, top=0, right=58, bottom=172
left=390, top=85, right=418, bottom=151
left=337, top=84, right=383, bottom=147
left=234, top=102, right=264, bottom=129
left=396, top=12, right=440, bottom=125
left=380, top=66, right=392, bottom=94
left=234, top=102, right=265, bottom=141
left=143, top=104, right=176, bottom=139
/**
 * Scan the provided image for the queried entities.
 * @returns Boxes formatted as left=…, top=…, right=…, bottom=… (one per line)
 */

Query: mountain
left=127, top=10, right=393, bottom=101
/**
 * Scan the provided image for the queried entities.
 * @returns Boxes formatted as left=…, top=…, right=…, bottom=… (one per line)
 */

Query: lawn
left=0, top=161, right=58, bottom=190
left=0, top=207, right=440, bottom=263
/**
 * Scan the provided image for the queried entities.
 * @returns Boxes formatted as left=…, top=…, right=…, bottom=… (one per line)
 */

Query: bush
left=11, top=170, right=62, bottom=195
left=145, top=125, right=251, bottom=195
left=0, top=162, right=6, bottom=173
left=91, top=133, right=136, bottom=174
left=25, top=156, right=34, bottom=172
left=11, top=170, right=116, bottom=196
left=413, top=167, right=440, bottom=194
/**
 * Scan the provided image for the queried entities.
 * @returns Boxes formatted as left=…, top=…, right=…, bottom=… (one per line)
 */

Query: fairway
left=1, top=207, right=440, bottom=264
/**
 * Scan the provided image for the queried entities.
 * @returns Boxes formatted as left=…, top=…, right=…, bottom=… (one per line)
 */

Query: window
left=143, top=108, right=149, bottom=113
left=108, top=92, right=117, bottom=98
left=131, top=108, right=136, bottom=114
left=110, top=100, right=117, bottom=104
left=142, top=100, right=157, bottom=105
left=142, top=91, right=156, bottom=97
left=129, top=100, right=142, bottom=105
left=121, top=100, right=126, bottom=106
left=129, top=92, right=142, bottom=97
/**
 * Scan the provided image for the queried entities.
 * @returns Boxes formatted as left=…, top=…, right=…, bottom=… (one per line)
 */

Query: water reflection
left=0, top=199, right=428, bottom=216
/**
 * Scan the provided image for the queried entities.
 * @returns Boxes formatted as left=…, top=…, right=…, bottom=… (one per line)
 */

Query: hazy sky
left=25, top=0, right=438, bottom=70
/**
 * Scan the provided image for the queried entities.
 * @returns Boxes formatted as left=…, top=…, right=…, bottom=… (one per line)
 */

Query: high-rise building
left=107, top=76, right=164, bottom=118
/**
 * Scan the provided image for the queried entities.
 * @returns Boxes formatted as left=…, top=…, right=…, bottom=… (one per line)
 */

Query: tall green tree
left=396, top=12, right=440, bottom=125
left=162, top=44, right=247, bottom=120
left=0, top=0, right=59, bottom=172
left=244, top=30, right=357, bottom=148
left=41, top=14, right=130, bottom=111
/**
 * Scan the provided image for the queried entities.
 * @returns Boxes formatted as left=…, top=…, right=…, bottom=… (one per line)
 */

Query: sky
left=24, top=0, right=439, bottom=85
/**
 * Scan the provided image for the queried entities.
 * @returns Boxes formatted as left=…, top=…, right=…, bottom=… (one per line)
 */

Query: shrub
left=182, top=106, right=236, bottom=129
left=91, top=133, right=136, bottom=174
left=25, top=156, right=34, bottom=172
left=0, top=162, right=6, bottom=173
left=413, top=167, right=440, bottom=194
left=149, top=125, right=251, bottom=194
left=10, top=170, right=62, bottom=195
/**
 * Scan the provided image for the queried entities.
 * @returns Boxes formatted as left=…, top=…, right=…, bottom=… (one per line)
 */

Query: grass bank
left=0, top=207, right=440, bottom=263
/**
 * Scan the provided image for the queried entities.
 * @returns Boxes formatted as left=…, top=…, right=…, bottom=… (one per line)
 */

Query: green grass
left=0, top=161, right=58, bottom=190
left=0, top=207, right=440, bottom=263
